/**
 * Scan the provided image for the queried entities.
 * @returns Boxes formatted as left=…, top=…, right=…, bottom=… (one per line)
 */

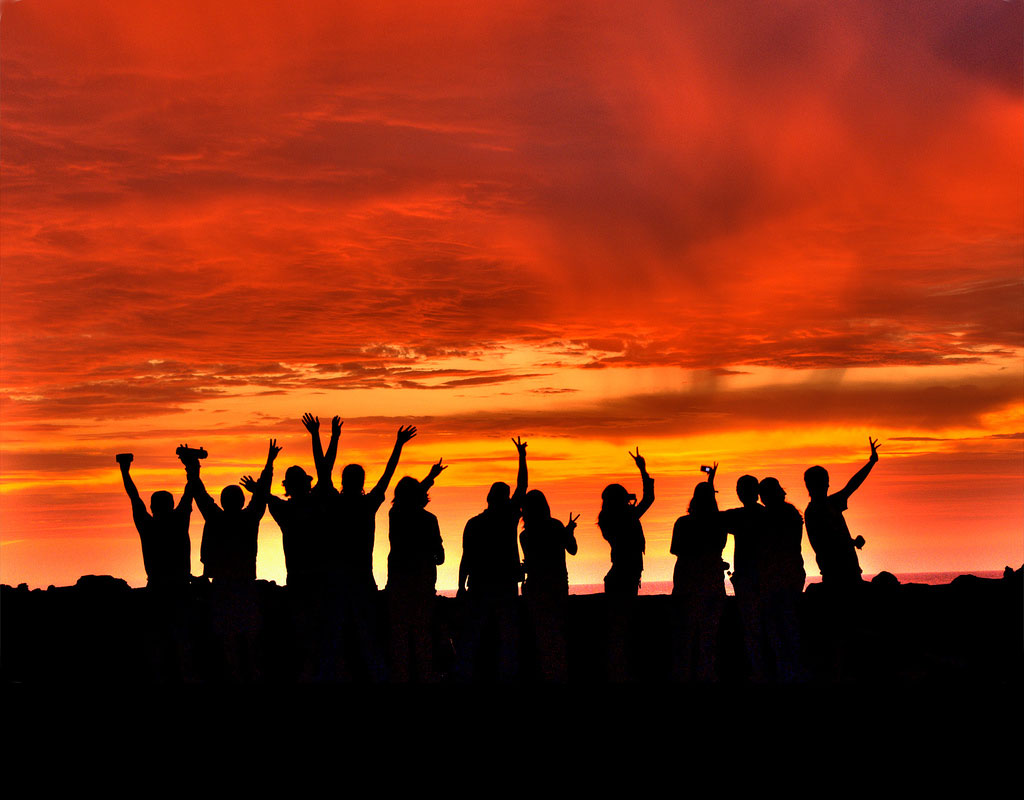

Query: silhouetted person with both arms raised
left=757, top=476, right=805, bottom=682
left=310, top=415, right=418, bottom=681
left=599, top=448, right=654, bottom=681
left=520, top=489, right=578, bottom=682
left=117, top=449, right=194, bottom=679
left=670, top=464, right=728, bottom=682
left=118, top=451, right=193, bottom=589
left=185, top=439, right=279, bottom=681
left=720, top=472, right=770, bottom=682
left=386, top=465, right=446, bottom=682
left=804, top=437, right=881, bottom=679
left=456, top=437, right=528, bottom=682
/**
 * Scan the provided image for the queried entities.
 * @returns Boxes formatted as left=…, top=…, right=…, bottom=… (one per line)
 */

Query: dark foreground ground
left=3, top=569, right=1020, bottom=686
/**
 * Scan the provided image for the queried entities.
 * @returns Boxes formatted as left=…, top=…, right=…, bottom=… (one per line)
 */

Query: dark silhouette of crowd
left=117, top=417, right=884, bottom=683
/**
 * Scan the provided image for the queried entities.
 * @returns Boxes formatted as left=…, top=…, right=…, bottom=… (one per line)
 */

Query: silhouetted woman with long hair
left=386, top=474, right=444, bottom=682
left=670, top=464, right=728, bottom=682
left=598, top=449, right=654, bottom=680
left=519, top=489, right=578, bottom=682
left=599, top=448, right=655, bottom=596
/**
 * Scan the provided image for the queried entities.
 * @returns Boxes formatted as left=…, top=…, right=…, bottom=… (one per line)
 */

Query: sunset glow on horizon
left=2, top=0, right=1021, bottom=590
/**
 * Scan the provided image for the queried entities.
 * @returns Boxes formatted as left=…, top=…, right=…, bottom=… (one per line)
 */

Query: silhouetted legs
left=671, top=586, right=724, bottom=682
left=524, top=584, right=568, bottom=683
left=456, top=590, right=519, bottom=682
left=209, top=580, right=262, bottom=682
left=388, top=587, right=435, bottom=683
left=732, top=577, right=768, bottom=683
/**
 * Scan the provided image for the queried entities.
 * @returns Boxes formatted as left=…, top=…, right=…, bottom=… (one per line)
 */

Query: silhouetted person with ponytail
left=720, top=473, right=770, bottom=682
left=670, top=464, right=727, bottom=682
left=599, top=448, right=654, bottom=681
left=187, top=439, right=279, bottom=681
left=758, top=476, right=805, bottom=682
left=386, top=464, right=446, bottom=682
left=456, top=437, right=528, bottom=682
left=520, top=490, right=578, bottom=682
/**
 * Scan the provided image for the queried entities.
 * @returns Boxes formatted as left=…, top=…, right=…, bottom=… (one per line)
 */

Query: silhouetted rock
left=2, top=571, right=1020, bottom=685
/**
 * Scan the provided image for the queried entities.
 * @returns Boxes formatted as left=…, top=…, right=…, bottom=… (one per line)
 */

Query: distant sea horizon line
left=437, top=569, right=1010, bottom=597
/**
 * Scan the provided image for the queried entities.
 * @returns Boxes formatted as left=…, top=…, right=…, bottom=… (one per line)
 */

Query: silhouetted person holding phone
left=804, top=438, right=881, bottom=587
left=720, top=473, right=770, bottom=682
left=599, top=448, right=654, bottom=681
left=386, top=467, right=446, bottom=682
left=310, top=416, right=418, bottom=681
left=670, top=464, right=727, bottom=682
left=758, top=477, right=805, bottom=682
left=520, top=490, right=578, bottom=682
left=117, top=449, right=194, bottom=679
left=456, top=437, right=528, bottom=682
left=186, top=439, right=279, bottom=681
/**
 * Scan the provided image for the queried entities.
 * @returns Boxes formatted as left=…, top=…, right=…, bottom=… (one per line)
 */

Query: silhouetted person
left=118, top=452, right=193, bottom=588
left=249, top=419, right=335, bottom=681
left=670, top=464, right=727, bottom=682
left=456, top=437, right=528, bottom=682
left=803, top=437, right=881, bottom=680
left=117, top=450, right=194, bottom=680
left=758, top=477, right=805, bottom=683
left=186, top=440, right=279, bottom=681
left=599, top=448, right=654, bottom=681
left=520, top=490, right=578, bottom=682
left=312, top=417, right=418, bottom=681
left=720, top=473, right=770, bottom=682
left=386, top=468, right=446, bottom=682
left=600, top=448, right=655, bottom=596
left=804, top=438, right=881, bottom=587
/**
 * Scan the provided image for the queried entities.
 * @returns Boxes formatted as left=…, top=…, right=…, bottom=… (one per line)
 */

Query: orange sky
left=1, top=0, right=1021, bottom=590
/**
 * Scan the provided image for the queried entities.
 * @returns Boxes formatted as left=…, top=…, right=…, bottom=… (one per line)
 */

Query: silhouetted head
left=804, top=465, right=829, bottom=500
left=522, top=489, right=551, bottom=527
left=758, top=477, right=787, bottom=508
left=601, top=483, right=635, bottom=512
left=392, top=475, right=427, bottom=509
left=221, top=485, right=244, bottom=512
left=736, top=474, right=760, bottom=507
left=486, top=481, right=511, bottom=511
left=282, top=465, right=312, bottom=498
left=150, top=491, right=174, bottom=517
left=341, top=464, right=365, bottom=495
left=688, top=481, right=719, bottom=516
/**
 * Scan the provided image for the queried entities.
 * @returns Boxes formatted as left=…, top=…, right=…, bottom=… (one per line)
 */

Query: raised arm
left=303, top=413, right=338, bottom=489
left=565, top=513, right=579, bottom=556
left=117, top=454, right=147, bottom=518
left=420, top=458, right=447, bottom=493
left=511, top=437, right=528, bottom=505
left=371, top=425, right=417, bottom=497
left=246, top=439, right=281, bottom=512
left=180, top=444, right=217, bottom=518
left=630, top=447, right=655, bottom=517
left=323, top=416, right=341, bottom=479
left=707, top=461, right=718, bottom=488
left=838, top=437, right=881, bottom=501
